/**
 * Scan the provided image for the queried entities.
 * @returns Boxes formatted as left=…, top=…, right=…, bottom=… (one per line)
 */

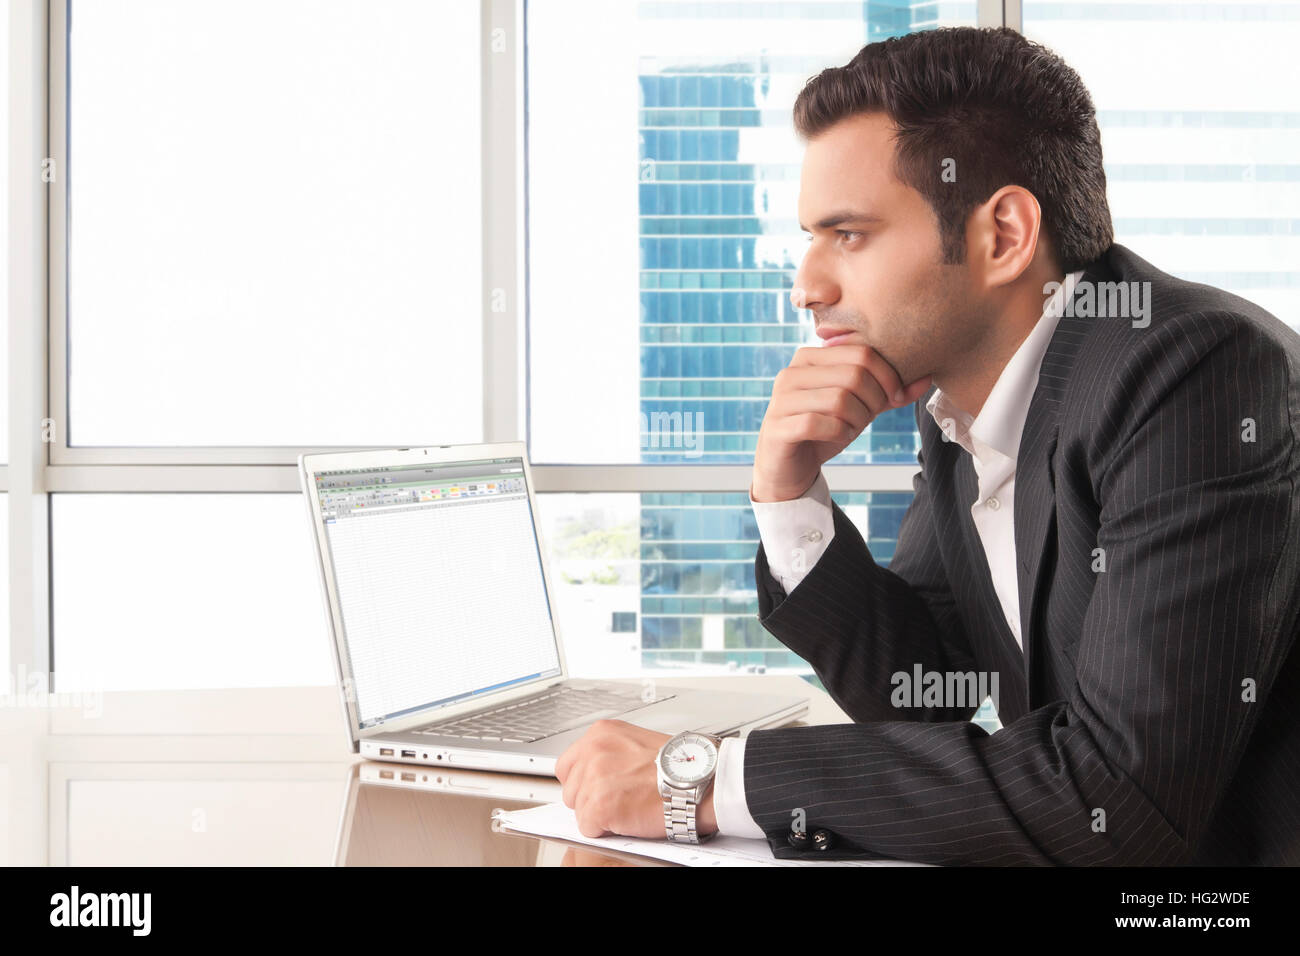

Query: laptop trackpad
left=622, top=706, right=701, bottom=733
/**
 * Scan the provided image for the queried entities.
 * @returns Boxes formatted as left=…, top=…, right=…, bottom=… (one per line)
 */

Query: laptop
left=299, top=442, right=808, bottom=776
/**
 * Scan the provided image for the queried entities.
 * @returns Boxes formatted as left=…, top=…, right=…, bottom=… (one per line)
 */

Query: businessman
left=556, top=26, right=1300, bottom=864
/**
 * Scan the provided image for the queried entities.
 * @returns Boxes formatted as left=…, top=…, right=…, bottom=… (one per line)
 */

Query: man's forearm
left=755, top=495, right=981, bottom=724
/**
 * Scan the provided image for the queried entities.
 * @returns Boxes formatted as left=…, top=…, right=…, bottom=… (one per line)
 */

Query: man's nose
left=791, top=248, right=838, bottom=314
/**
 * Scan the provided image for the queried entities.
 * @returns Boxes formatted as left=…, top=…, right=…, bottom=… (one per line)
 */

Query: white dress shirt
left=712, top=270, right=1084, bottom=839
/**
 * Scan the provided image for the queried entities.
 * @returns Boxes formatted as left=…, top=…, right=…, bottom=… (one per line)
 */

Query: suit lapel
left=1015, top=261, right=1108, bottom=699
left=954, top=454, right=1029, bottom=722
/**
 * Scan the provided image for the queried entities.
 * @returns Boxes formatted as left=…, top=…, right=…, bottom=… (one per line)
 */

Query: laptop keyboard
left=414, top=684, right=675, bottom=743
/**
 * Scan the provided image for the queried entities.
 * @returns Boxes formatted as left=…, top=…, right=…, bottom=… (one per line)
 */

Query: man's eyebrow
left=798, top=211, right=883, bottom=233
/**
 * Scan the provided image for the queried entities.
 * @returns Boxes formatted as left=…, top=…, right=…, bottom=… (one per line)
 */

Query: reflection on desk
left=336, top=761, right=671, bottom=866
left=338, top=762, right=549, bottom=866
left=0, top=677, right=839, bottom=866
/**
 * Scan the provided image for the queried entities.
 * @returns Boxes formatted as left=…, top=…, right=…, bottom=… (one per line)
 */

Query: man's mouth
left=821, top=331, right=858, bottom=346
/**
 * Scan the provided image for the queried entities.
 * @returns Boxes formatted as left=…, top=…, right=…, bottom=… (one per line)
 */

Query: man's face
left=793, top=111, right=986, bottom=385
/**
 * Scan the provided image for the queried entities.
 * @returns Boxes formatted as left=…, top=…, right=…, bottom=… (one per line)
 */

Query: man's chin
left=821, top=333, right=926, bottom=388
left=871, top=344, right=911, bottom=382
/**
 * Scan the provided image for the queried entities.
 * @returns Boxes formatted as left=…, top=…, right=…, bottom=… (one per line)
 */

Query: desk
left=0, top=675, right=846, bottom=866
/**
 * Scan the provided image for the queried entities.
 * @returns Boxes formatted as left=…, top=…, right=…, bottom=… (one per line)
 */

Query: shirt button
left=985, top=497, right=1000, bottom=511
left=805, top=529, right=823, bottom=542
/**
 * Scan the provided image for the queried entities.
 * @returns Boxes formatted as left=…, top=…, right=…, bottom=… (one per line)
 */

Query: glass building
left=633, top=3, right=970, bottom=677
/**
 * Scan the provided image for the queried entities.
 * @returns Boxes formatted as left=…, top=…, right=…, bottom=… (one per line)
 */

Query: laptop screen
left=312, top=455, right=562, bottom=730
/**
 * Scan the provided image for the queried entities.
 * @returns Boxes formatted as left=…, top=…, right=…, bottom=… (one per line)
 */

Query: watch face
left=660, top=732, right=718, bottom=786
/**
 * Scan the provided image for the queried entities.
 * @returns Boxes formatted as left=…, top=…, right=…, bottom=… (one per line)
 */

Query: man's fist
left=751, top=343, right=931, bottom=502
left=555, top=719, right=718, bottom=840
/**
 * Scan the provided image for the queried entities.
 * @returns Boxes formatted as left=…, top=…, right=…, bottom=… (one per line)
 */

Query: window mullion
left=7, top=0, right=53, bottom=867
left=482, top=0, right=521, bottom=444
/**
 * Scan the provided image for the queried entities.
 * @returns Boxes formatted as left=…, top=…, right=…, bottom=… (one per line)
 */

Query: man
left=556, top=26, right=1300, bottom=865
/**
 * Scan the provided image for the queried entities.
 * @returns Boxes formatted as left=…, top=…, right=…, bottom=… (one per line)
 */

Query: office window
left=63, top=0, right=483, bottom=447
left=1023, top=0, right=1300, bottom=328
left=525, top=0, right=970, bottom=679
left=52, top=495, right=335, bottom=691
left=49, top=488, right=906, bottom=690
left=1, top=5, right=9, bottom=464
left=1, top=9, right=8, bottom=667
left=537, top=490, right=912, bottom=674
left=44, top=2, right=992, bottom=692
left=527, top=0, right=975, bottom=466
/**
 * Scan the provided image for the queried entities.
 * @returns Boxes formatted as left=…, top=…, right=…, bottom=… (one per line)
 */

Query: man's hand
left=555, top=719, right=718, bottom=840
left=752, top=344, right=932, bottom=502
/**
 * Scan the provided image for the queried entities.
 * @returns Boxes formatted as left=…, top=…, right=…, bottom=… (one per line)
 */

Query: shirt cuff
left=748, top=470, right=835, bottom=594
left=712, top=736, right=766, bottom=839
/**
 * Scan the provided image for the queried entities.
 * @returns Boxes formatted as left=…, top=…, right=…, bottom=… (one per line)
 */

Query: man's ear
left=966, top=185, right=1042, bottom=289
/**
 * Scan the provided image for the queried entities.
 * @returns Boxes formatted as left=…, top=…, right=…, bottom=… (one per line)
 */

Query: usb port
left=401, top=749, right=416, bottom=758
left=401, top=772, right=416, bottom=782
left=379, top=770, right=394, bottom=780
left=379, top=748, right=394, bottom=756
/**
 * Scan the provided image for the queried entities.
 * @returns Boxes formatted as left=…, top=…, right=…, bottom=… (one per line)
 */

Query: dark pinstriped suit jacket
left=748, top=243, right=1300, bottom=865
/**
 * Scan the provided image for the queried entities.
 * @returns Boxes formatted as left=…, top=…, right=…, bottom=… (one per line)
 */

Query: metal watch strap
left=662, top=782, right=713, bottom=843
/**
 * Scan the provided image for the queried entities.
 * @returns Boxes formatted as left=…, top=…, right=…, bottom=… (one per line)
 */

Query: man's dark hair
left=793, top=26, right=1113, bottom=273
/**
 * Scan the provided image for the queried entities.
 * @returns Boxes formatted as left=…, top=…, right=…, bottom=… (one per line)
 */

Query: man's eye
left=802, top=231, right=864, bottom=243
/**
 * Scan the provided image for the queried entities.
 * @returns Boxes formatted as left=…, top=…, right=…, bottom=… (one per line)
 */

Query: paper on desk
left=490, top=801, right=924, bottom=867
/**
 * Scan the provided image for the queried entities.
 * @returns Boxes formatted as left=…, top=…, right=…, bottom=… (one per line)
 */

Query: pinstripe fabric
left=747, top=243, right=1300, bottom=865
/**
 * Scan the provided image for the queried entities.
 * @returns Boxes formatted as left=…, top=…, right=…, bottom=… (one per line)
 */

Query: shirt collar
left=925, top=270, right=1083, bottom=465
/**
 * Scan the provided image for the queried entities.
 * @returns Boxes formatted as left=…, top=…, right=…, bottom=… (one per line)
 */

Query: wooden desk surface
left=0, top=675, right=845, bottom=866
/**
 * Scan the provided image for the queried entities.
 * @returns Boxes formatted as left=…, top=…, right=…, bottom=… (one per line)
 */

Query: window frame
left=9, top=0, right=1010, bottom=688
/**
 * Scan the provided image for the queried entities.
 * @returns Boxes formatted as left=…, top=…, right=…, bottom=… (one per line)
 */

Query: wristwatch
left=655, top=731, right=723, bottom=843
